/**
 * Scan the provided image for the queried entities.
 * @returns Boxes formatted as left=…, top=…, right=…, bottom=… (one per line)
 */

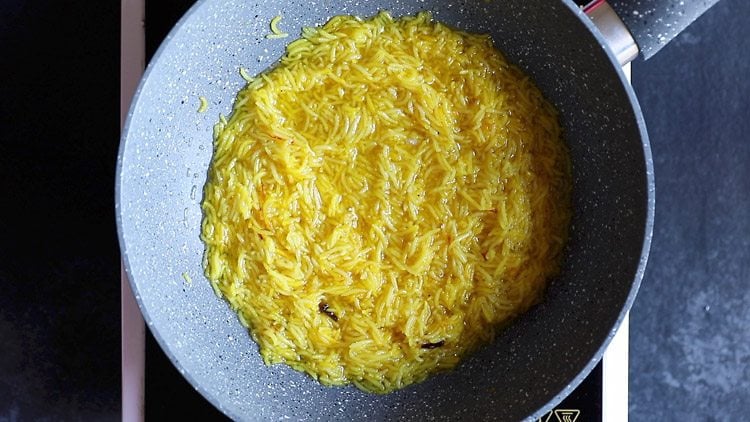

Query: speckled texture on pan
left=116, top=0, right=654, bottom=420
left=610, top=0, right=720, bottom=59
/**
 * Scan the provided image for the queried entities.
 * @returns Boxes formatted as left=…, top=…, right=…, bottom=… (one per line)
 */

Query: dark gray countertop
left=0, top=0, right=747, bottom=420
left=629, top=1, right=750, bottom=419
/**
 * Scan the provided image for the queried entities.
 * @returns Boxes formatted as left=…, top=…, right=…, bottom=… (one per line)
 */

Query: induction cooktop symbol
left=554, top=409, right=581, bottom=422
left=539, top=409, right=581, bottom=422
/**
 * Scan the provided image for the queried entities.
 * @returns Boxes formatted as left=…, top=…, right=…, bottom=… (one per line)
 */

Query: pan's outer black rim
left=115, top=0, right=656, bottom=419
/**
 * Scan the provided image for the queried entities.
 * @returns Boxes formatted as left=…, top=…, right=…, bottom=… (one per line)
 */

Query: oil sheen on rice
left=200, top=11, right=571, bottom=394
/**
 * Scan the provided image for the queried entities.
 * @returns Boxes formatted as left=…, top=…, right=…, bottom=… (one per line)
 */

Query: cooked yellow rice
left=200, top=11, right=571, bottom=394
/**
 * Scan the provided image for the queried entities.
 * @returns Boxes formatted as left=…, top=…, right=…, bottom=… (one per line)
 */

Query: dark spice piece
left=318, top=301, right=339, bottom=322
left=420, top=340, right=445, bottom=349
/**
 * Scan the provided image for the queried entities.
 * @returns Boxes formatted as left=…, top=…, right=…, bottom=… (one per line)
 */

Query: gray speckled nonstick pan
left=116, top=0, right=716, bottom=420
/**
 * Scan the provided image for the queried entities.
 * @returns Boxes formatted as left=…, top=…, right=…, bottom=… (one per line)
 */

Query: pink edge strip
left=120, top=0, right=146, bottom=421
left=121, top=265, right=145, bottom=421
left=583, top=0, right=606, bottom=14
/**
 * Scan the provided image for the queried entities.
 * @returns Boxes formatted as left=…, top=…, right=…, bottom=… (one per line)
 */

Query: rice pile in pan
left=201, top=11, right=571, bottom=393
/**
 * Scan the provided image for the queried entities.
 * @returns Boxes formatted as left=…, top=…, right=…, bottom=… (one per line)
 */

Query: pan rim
left=115, top=0, right=233, bottom=416
left=525, top=4, right=654, bottom=422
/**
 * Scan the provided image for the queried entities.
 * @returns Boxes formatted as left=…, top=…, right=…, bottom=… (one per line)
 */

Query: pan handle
left=584, top=0, right=639, bottom=65
left=585, top=0, right=721, bottom=60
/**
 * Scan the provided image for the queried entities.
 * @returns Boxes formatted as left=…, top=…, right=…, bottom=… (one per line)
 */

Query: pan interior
left=117, top=0, right=651, bottom=420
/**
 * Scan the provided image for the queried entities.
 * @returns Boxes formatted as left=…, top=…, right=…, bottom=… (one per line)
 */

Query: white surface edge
left=603, top=313, right=629, bottom=422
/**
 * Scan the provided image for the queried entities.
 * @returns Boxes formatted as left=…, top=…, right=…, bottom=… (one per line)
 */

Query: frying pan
left=116, top=0, right=716, bottom=419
